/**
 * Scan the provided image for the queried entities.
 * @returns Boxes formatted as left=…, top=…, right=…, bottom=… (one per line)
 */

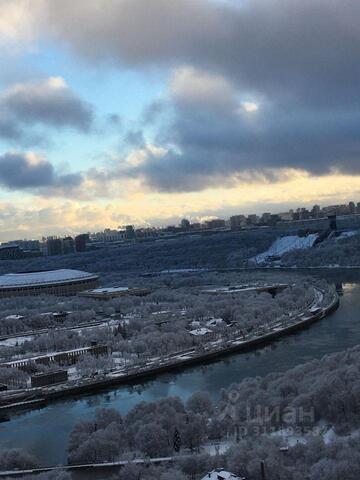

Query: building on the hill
left=125, top=225, right=136, bottom=239
left=0, top=245, right=26, bottom=260
left=205, top=218, right=226, bottom=229
left=63, top=237, right=75, bottom=254
left=247, top=214, right=259, bottom=225
left=75, top=234, right=89, bottom=252
left=46, top=238, right=63, bottom=256
left=230, top=214, right=247, bottom=230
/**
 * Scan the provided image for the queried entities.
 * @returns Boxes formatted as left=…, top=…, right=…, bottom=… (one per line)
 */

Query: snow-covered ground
left=0, top=335, right=32, bottom=347
left=253, top=234, right=318, bottom=264
left=335, top=229, right=360, bottom=241
left=202, top=440, right=233, bottom=456
left=270, top=422, right=360, bottom=448
left=159, top=268, right=209, bottom=274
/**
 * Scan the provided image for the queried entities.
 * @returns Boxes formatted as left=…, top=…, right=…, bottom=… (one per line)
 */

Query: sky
left=0, top=0, right=360, bottom=240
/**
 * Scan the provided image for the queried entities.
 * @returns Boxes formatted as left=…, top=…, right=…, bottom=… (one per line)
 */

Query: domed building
left=0, top=269, right=99, bottom=297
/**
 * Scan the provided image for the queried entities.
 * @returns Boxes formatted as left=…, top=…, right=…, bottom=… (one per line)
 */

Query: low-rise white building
left=79, top=286, right=151, bottom=300
left=201, top=469, right=241, bottom=480
left=0, top=269, right=99, bottom=297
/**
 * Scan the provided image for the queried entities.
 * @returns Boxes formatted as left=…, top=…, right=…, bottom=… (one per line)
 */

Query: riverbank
left=0, top=287, right=339, bottom=416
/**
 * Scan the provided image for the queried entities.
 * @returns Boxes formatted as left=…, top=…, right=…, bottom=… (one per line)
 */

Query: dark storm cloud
left=125, top=83, right=360, bottom=192
left=1, top=77, right=93, bottom=132
left=43, top=0, right=360, bottom=106
left=0, top=78, right=93, bottom=146
left=0, top=152, right=83, bottom=191
left=38, top=0, right=360, bottom=190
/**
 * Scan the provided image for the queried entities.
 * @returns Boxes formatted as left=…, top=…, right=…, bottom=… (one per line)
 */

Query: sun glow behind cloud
left=1, top=170, right=360, bottom=241
left=241, top=101, right=259, bottom=112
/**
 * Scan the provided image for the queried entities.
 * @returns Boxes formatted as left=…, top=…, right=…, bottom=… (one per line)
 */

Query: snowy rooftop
left=80, top=286, right=152, bottom=297
left=201, top=470, right=240, bottom=480
left=0, top=269, right=98, bottom=289
left=189, top=327, right=213, bottom=336
left=86, top=286, right=129, bottom=293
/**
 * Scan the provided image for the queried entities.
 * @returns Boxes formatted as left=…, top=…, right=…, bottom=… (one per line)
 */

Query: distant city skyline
left=1, top=1, right=360, bottom=240
left=2, top=198, right=360, bottom=244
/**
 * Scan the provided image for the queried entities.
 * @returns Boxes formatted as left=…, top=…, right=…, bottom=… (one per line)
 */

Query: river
left=0, top=269, right=360, bottom=466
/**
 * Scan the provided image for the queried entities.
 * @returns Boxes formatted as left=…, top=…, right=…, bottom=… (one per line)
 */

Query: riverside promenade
left=0, top=287, right=339, bottom=415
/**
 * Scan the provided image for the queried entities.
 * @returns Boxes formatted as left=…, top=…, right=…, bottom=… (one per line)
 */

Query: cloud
left=4, top=1, right=360, bottom=191
left=169, top=66, right=238, bottom=112
left=36, top=0, right=360, bottom=104
left=120, top=63, right=360, bottom=192
left=123, top=129, right=146, bottom=148
left=1, top=77, right=93, bottom=134
left=5, top=1, right=360, bottom=110
left=0, top=152, right=83, bottom=192
left=142, top=99, right=167, bottom=124
left=0, top=0, right=42, bottom=51
left=0, top=117, right=22, bottom=141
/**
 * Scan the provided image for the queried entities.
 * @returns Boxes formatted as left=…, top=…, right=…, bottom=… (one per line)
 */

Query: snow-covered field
left=253, top=234, right=318, bottom=264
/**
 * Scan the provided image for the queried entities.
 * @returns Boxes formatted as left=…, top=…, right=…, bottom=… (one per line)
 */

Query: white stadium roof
left=0, top=269, right=98, bottom=289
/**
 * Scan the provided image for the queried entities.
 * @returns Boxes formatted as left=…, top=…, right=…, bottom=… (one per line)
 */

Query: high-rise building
left=328, top=214, right=337, bottom=230
left=230, top=214, right=246, bottom=230
left=311, top=205, right=321, bottom=218
left=180, top=218, right=190, bottom=230
left=46, top=238, right=63, bottom=256
left=261, top=213, right=272, bottom=224
left=278, top=212, right=293, bottom=221
left=125, top=225, right=135, bottom=239
left=247, top=214, right=259, bottom=225
left=75, top=234, right=89, bottom=252
left=205, top=218, right=226, bottom=229
left=63, top=236, right=75, bottom=254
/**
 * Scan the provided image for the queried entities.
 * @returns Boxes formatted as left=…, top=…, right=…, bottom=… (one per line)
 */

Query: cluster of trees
left=219, top=344, right=360, bottom=435
left=0, top=271, right=325, bottom=386
left=67, top=392, right=214, bottom=464
left=3, top=325, right=108, bottom=359
left=0, top=448, right=39, bottom=471
left=65, top=343, right=360, bottom=470
left=98, top=281, right=318, bottom=364
left=0, top=366, right=28, bottom=388
left=0, top=297, right=97, bottom=336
